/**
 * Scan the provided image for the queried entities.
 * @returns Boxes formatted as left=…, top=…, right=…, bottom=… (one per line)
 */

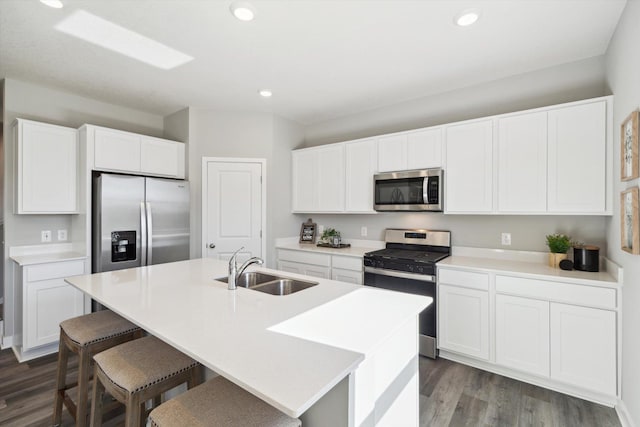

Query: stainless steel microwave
left=374, top=168, right=443, bottom=211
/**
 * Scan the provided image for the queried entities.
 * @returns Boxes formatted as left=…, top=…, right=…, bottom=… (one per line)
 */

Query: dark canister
left=573, top=245, right=600, bottom=272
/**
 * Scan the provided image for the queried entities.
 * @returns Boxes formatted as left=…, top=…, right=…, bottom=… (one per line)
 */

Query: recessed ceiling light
left=40, top=0, right=64, bottom=8
left=259, top=89, right=272, bottom=98
left=455, top=9, right=480, bottom=27
left=55, top=10, right=193, bottom=70
left=230, top=1, right=256, bottom=21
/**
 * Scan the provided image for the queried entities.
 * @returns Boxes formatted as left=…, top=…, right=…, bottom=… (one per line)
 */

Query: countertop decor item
left=320, top=228, right=342, bottom=247
left=299, top=218, right=317, bottom=244
left=316, top=243, right=351, bottom=249
left=546, top=233, right=571, bottom=268
left=573, top=245, right=600, bottom=272
left=621, top=187, right=640, bottom=254
left=621, top=110, right=639, bottom=181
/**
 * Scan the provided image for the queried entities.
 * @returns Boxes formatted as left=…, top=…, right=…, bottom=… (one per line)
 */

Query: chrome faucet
left=228, top=247, right=264, bottom=290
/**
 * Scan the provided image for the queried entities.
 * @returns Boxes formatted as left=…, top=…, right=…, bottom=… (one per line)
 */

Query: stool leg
left=125, top=394, right=141, bottom=427
left=53, top=331, right=69, bottom=426
left=76, top=346, right=91, bottom=427
left=187, top=364, right=203, bottom=389
left=90, top=367, right=105, bottom=427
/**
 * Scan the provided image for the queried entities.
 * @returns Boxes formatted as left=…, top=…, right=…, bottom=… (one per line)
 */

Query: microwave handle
left=422, top=177, right=429, bottom=204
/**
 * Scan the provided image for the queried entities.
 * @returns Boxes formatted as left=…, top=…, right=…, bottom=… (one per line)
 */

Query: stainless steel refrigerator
left=92, top=173, right=190, bottom=275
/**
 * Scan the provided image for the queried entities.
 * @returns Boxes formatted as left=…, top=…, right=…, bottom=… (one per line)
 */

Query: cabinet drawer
left=495, top=275, right=616, bottom=309
left=332, top=255, right=362, bottom=271
left=277, top=249, right=331, bottom=267
left=26, top=260, right=85, bottom=282
left=438, top=268, right=489, bottom=291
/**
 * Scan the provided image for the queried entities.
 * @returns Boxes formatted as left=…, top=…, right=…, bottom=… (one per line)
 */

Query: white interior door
left=203, top=159, right=265, bottom=263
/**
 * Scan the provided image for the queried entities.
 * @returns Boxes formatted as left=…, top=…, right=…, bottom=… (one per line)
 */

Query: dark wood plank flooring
left=0, top=348, right=621, bottom=426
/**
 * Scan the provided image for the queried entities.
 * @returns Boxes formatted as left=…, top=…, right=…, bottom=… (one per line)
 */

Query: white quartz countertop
left=276, top=243, right=375, bottom=258
left=10, top=251, right=87, bottom=266
left=439, top=256, right=620, bottom=287
left=65, top=258, right=429, bottom=418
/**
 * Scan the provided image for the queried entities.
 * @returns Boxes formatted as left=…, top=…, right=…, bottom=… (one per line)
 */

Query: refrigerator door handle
left=140, top=202, right=147, bottom=266
left=146, top=202, right=153, bottom=265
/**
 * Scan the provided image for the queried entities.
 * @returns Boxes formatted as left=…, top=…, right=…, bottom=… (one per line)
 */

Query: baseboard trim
left=1, top=332, right=13, bottom=350
left=616, top=399, right=637, bottom=427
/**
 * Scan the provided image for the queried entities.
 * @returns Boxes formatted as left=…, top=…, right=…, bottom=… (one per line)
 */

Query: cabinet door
left=25, top=279, right=85, bottom=350
left=332, top=268, right=362, bottom=285
left=550, top=303, right=616, bottom=395
left=140, top=136, right=183, bottom=178
left=407, top=128, right=442, bottom=169
left=496, top=294, right=550, bottom=377
left=291, top=150, right=317, bottom=212
left=316, top=144, right=345, bottom=212
left=444, top=120, right=494, bottom=213
left=498, top=112, right=547, bottom=212
left=548, top=101, right=606, bottom=213
left=94, top=128, right=141, bottom=172
left=438, top=284, right=489, bottom=360
left=16, top=120, right=78, bottom=213
left=345, top=139, right=377, bottom=212
left=378, top=134, right=407, bottom=172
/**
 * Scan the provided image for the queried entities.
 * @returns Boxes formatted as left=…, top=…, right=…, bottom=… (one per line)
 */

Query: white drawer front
left=277, top=249, right=331, bottom=267
left=26, top=260, right=85, bottom=282
left=438, top=268, right=489, bottom=291
left=495, top=275, right=616, bottom=309
left=332, top=255, right=362, bottom=271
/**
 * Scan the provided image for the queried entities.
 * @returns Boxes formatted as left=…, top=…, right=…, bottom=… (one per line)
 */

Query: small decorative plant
left=321, top=228, right=341, bottom=242
left=546, top=233, right=572, bottom=253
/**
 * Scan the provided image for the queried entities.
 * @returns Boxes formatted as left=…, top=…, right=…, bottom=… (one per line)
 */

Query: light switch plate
left=41, top=230, right=52, bottom=243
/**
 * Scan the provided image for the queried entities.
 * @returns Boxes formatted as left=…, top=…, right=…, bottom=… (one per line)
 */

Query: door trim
left=201, top=157, right=267, bottom=261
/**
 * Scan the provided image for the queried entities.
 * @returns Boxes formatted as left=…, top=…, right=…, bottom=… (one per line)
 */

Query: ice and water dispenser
left=111, top=231, right=136, bottom=262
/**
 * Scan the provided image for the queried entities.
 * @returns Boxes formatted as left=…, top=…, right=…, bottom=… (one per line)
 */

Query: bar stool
left=53, top=310, right=143, bottom=427
left=148, top=376, right=301, bottom=427
left=90, top=335, right=202, bottom=427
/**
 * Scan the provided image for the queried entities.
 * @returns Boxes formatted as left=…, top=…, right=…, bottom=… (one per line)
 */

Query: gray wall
left=180, top=108, right=303, bottom=267
left=300, top=57, right=609, bottom=253
left=605, top=1, right=640, bottom=423
left=2, top=78, right=164, bottom=340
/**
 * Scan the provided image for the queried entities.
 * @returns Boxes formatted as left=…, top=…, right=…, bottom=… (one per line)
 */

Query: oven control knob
left=416, top=266, right=424, bottom=273
left=407, top=265, right=414, bottom=272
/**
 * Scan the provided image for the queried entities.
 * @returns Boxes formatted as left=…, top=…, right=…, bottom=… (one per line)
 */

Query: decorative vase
left=548, top=252, right=568, bottom=268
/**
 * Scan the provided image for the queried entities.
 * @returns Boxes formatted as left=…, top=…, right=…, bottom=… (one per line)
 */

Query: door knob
left=208, top=243, right=216, bottom=249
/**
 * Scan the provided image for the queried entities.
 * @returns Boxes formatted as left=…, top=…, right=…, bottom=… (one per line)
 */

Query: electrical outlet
left=58, top=229, right=68, bottom=241
left=318, top=225, right=325, bottom=235
left=361, top=226, right=368, bottom=237
left=41, top=230, right=52, bottom=243
left=501, top=232, right=512, bottom=246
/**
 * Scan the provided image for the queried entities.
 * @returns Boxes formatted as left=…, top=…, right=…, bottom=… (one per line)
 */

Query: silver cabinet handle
left=209, top=243, right=216, bottom=249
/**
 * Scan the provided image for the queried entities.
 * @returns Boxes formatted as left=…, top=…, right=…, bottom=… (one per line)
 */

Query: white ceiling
left=0, top=0, right=627, bottom=125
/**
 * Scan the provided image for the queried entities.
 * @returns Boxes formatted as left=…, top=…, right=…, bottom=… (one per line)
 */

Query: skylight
left=55, top=10, right=193, bottom=70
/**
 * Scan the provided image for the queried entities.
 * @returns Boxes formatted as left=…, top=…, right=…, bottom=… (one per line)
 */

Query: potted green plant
left=545, top=233, right=572, bottom=268
left=320, top=228, right=341, bottom=247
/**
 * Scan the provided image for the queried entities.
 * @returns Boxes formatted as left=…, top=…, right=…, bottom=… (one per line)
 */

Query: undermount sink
left=217, top=272, right=318, bottom=295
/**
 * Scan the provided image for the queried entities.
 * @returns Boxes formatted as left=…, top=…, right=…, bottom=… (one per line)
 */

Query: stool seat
left=149, top=376, right=301, bottom=427
left=94, top=335, right=200, bottom=393
left=91, top=335, right=202, bottom=427
left=60, top=310, right=141, bottom=347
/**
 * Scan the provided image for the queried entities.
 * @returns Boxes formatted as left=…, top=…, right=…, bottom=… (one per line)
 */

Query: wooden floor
left=0, top=348, right=621, bottom=426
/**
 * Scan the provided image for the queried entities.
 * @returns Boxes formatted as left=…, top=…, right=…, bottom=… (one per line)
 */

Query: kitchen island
left=65, top=258, right=430, bottom=426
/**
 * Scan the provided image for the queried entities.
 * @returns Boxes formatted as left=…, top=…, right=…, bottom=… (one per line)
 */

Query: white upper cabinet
left=292, top=144, right=345, bottom=212
left=407, top=128, right=442, bottom=170
left=548, top=101, right=607, bottom=213
left=13, top=119, right=78, bottom=214
left=444, top=119, right=494, bottom=213
left=377, top=128, right=442, bottom=172
left=89, top=125, right=185, bottom=179
left=345, top=138, right=378, bottom=213
left=497, top=111, right=548, bottom=212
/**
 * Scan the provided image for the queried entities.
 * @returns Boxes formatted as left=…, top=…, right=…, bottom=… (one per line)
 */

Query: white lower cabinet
left=13, top=258, right=87, bottom=361
left=496, top=294, right=550, bottom=377
left=550, top=303, right=616, bottom=396
left=276, top=248, right=362, bottom=284
left=438, top=284, right=489, bottom=360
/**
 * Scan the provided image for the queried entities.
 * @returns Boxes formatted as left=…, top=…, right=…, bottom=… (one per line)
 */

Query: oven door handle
left=364, top=266, right=435, bottom=282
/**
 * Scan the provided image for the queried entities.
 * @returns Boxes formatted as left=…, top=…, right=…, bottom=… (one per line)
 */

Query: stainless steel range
left=363, top=229, right=451, bottom=359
